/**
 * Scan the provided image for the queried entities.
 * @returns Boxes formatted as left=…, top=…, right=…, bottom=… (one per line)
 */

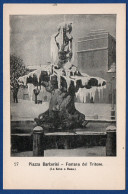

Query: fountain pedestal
left=35, top=76, right=85, bottom=131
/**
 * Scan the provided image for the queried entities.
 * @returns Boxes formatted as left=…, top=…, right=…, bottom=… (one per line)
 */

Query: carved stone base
left=34, top=108, right=85, bottom=132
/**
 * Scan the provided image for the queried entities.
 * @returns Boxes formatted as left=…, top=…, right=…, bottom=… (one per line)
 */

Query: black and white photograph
left=3, top=4, right=126, bottom=190
left=10, top=13, right=117, bottom=157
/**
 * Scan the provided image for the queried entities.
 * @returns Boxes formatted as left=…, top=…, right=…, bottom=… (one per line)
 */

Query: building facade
left=77, top=30, right=116, bottom=104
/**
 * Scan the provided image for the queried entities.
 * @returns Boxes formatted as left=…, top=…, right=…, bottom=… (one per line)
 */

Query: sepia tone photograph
left=10, top=14, right=116, bottom=157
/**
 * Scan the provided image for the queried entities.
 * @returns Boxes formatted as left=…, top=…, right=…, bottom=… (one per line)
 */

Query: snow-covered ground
left=11, top=99, right=114, bottom=121
left=11, top=100, right=113, bottom=157
left=12, top=146, right=106, bottom=157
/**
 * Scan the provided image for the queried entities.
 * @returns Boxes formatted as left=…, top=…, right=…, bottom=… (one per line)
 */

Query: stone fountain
left=19, top=22, right=106, bottom=132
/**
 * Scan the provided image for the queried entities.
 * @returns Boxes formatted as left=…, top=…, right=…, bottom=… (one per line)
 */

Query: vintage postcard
left=3, top=4, right=126, bottom=190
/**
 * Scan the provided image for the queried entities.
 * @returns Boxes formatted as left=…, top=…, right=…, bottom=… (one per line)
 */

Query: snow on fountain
left=18, top=22, right=106, bottom=131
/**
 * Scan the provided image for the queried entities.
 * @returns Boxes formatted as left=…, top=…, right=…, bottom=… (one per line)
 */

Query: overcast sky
left=10, top=14, right=116, bottom=67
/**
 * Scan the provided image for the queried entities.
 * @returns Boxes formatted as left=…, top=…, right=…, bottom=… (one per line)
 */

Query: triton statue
left=19, top=22, right=106, bottom=132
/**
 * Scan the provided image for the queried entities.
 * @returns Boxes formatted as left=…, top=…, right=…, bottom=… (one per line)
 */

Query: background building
left=77, top=30, right=116, bottom=104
